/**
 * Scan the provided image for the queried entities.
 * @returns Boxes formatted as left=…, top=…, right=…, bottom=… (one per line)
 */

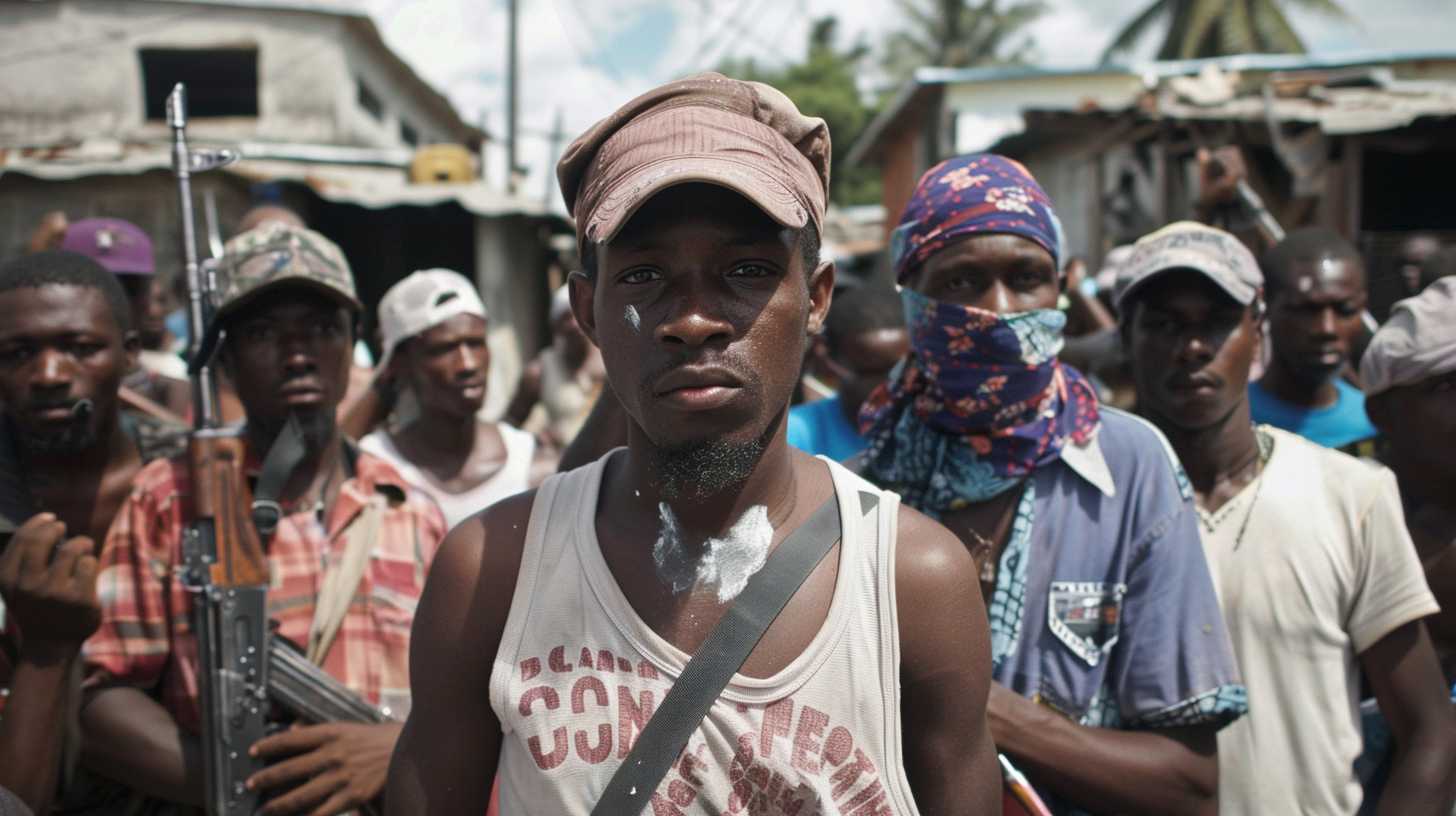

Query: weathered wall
left=0, top=0, right=465, bottom=150
left=1023, top=151, right=1099, bottom=264
left=878, top=123, right=920, bottom=239
left=475, top=216, right=549, bottom=422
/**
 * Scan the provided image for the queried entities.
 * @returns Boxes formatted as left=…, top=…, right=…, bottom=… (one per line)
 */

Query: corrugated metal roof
left=1157, top=84, right=1456, bottom=134
left=912, top=49, right=1456, bottom=88
left=849, top=49, right=1456, bottom=168
left=0, top=140, right=557, bottom=219
left=1154, top=66, right=1456, bottom=134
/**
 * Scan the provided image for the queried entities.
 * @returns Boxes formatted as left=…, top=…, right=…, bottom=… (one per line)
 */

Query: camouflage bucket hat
left=190, top=223, right=361, bottom=371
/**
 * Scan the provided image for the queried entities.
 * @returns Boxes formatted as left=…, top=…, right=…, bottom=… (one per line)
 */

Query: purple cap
left=60, top=218, right=154, bottom=276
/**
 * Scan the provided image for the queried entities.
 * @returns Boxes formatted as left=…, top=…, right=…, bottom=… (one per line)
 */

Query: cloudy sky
left=329, top=0, right=1453, bottom=206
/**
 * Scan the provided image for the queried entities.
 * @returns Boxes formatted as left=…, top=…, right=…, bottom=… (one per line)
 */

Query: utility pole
left=544, top=107, right=564, bottom=207
left=477, top=109, right=489, bottom=181
left=506, top=0, right=519, bottom=194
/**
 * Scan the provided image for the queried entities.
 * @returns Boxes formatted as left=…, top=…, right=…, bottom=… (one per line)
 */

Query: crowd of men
left=1, top=70, right=1455, bottom=816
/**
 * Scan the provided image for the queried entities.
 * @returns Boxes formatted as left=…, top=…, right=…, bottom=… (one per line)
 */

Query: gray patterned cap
left=1116, top=221, right=1263, bottom=312
left=191, top=223, right=360, bottom=369
left=1360, top=276, right=1456, bottom=396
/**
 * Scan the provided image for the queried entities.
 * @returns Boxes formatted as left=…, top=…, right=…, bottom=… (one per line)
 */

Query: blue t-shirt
left=164, top=308, right=189, bottom=349
left=1248, top=378, right=1378, bottom=455
left=787, top=396, right=868, bottom=462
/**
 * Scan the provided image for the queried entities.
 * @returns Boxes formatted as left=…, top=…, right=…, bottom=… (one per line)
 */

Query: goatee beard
left=19, top=421, right=97, bottom=456
left=650, top=418, right=779, bottom=502
left=296, top=410, right=335, bottom=452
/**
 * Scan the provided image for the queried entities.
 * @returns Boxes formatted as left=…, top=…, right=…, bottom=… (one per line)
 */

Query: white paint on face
left=652, top=503, right=774, bottom=603
left=624, top=304, right=641, bottom=332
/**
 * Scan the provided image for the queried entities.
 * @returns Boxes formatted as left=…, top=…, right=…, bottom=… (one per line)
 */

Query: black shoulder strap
left=251, top=416, right=361, bottom=539
left=251, top=414, right=309, bottom=538
left=591, top=489, right=879, bottom=815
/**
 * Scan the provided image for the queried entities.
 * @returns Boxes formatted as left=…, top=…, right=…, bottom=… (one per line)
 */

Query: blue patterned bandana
left=859, top=289, right=1100, bottom=517
left=892, top=153, right=1063, bottom=284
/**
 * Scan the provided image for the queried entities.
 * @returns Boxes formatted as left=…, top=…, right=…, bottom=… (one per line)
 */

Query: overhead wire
left=669, top=0, right=774, bottom=78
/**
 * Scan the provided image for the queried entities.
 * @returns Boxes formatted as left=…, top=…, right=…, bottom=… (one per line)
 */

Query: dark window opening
left=400, top=121, right=419, bottom=147
left=357, top=78, right=384, bottom=122
left=141, top=48, right=258, bottom=120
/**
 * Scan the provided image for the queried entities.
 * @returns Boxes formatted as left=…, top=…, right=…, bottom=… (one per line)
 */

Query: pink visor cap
left=556, top=72, right=831, bottom=260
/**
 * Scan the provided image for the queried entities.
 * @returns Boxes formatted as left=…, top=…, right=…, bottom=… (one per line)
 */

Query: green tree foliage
left=1101, top=0, right=1351, bottom=63
left=881, top=0, right=1049, bottom=82
left=720, top=17, right=882, bottom=206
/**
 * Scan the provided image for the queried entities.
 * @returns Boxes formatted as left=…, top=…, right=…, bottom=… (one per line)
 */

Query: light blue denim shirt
left=986, top=407, right=1245, bottom=731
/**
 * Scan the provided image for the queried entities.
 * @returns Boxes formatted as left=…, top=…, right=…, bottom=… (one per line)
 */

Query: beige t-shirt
left=1198, top=426, right=1438, bottom=816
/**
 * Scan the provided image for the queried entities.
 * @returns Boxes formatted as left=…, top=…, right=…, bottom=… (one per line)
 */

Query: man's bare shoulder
left=436, top=489, right=538, bottom=597
left=892, top=503, right=980, bottom=600
left=890, top=502, right=989, bottom=671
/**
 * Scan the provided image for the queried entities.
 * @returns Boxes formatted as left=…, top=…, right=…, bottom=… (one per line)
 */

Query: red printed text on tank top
left=514, top=644, right=896, bottom=815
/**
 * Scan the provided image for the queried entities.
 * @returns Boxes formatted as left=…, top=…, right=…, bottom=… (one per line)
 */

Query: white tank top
left=489, top=453, right=921, bottom=815
left=358, top=422, right=534, bottom=530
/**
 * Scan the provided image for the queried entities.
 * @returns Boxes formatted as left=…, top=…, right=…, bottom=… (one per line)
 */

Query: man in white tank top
left=359, top=269, right=551, bottom=529
left=507, top=284, right=610, bottom=450
left=386, top=73, right=1000, bottom=815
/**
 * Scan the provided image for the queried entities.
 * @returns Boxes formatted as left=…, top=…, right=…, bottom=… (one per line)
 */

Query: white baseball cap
left=377, top=268, right=487, bottom=370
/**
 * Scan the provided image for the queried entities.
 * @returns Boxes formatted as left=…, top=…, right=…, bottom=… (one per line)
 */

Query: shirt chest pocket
left=1030, top=582, right=1127, bottom=721
left=1045, top=581, right=1126, bottom=667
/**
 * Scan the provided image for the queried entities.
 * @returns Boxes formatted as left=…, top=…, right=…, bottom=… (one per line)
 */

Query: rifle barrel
left=166, top=83, right=220, bottom=429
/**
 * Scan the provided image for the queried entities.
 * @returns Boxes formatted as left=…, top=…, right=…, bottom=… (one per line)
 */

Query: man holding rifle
left=80, top=223, right=447, bottom=815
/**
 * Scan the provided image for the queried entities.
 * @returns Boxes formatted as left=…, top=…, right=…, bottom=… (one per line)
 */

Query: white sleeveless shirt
left=489, top=454, right=921, bottom=815
left=359, top=422, right=534, bottom=530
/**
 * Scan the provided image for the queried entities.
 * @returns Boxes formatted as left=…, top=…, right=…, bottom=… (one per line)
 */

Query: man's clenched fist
left=0, top=513, right=101, bottom=660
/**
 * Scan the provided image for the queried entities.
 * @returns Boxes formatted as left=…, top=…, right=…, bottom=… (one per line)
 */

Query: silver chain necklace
left=1231, top=427, right=1274, bottom=551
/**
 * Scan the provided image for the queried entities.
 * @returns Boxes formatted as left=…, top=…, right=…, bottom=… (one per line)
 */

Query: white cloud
left=331, top=0, right=1453, bottom=206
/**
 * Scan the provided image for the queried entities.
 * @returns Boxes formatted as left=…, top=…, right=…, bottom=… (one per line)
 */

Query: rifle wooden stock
left=188, top=432, right=267, bottom=587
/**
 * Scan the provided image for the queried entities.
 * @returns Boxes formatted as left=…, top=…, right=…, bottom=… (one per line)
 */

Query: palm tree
left=882, top=0, right=1049, bottom=82
left=1101, top=0, right=1351, bottom=63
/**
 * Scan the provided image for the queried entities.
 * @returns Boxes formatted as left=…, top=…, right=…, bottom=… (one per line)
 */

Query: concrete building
left=848, top=50, right=1456, bottom=313
left=0, top=0, right=568, bottom=419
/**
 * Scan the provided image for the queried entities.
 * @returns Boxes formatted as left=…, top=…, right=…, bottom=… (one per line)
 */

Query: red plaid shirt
left=82, top=449, right=447, bottom=733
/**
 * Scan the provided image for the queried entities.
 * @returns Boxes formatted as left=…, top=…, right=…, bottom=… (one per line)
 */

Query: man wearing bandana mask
left=859, top=154, right=1245, bottom=815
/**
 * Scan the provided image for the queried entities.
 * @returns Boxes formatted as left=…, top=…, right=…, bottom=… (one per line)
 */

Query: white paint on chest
left=652, top=503, right=774, bottom=603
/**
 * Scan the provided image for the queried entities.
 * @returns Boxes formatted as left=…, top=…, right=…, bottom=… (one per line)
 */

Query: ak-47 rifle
left=167, top=82, right=268, bottom=816
left=168, top=83, right=389, bottom=816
